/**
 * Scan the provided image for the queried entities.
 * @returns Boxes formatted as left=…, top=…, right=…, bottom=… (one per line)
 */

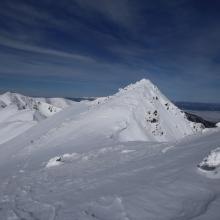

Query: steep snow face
left=86, top=79, right=204, bottom=142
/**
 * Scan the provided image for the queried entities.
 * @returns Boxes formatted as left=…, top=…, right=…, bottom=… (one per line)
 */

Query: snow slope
left=98, top=79, right=204, bottom=141
left=1, top=79, right=219, bottom=219
left=0, top=92, right=72, bottom=115
left=0, top=92, right=76, bottom=144
left=0, top=80, right=203, bottom=146
left=68, top=79, right=203, bottom=142
left=0, top=105, right=36, bottom=144
left=0, top=108, right=219, bottom=219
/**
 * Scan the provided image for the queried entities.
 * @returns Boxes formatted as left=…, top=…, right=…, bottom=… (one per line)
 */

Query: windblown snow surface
left=0, top=79, right=220, bottom=220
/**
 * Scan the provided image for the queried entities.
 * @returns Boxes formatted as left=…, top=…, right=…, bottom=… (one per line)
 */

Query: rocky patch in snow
left=198, top=147, right=220, bottom=178
left=185, top=112, right=216, bottom=128
left=46, top=153, right=81, bottom=168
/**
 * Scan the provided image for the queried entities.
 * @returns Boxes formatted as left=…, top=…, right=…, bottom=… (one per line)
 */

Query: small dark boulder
left=150, top=118, right=157, bottom=123
left=56, top=157, right=62, bottom=162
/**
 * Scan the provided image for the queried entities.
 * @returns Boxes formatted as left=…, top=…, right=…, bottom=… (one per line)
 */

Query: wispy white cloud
left=0, top=36, right=95, bottom=62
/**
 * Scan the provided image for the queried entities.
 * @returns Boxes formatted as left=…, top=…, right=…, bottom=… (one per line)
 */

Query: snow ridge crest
left=117, top=79, right=157, bottom=95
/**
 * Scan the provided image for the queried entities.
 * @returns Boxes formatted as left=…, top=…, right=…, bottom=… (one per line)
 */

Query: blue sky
left=0, top=0, right=220, bottom=102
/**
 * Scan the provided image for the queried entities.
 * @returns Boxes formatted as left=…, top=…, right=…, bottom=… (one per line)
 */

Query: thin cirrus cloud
left=0, top=0, right=220, bottom=102
left=0, top=36, right=95, bottom=62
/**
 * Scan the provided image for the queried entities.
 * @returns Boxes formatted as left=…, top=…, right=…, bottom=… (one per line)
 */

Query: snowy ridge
left=0, top=91, right=72, bottom=113
left=0, top=92, right=76, bottom=144
left=0, top=80, right=204, bottom=145
left=87, top=79, right=204, bottom=142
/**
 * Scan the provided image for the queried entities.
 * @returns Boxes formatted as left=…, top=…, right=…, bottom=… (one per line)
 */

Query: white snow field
left=0, top=92, right=78, bottom=144
left=0, top=79, right=220, bottom=220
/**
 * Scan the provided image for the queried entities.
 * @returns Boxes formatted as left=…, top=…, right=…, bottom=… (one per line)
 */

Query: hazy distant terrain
left=186, top=110, right=220, bottom=123
left=175, top=102, right=220, bottom=111
left=175, top=102, right=220, bottom=123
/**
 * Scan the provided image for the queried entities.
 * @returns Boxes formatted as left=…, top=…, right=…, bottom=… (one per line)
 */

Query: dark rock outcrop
left=185, top=112, right=216, bottom=128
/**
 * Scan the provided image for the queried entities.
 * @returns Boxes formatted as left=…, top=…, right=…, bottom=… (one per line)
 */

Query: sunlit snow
left=0, top=79, right=220, bottom=220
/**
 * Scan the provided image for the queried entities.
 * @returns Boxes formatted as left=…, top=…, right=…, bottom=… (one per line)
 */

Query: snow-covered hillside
left=0, top=80, right=204, bottom=145
left=0, top=92, right=76, bottom=144
left=0, top=91, right=74, bottom=113
left=0, top=79, right=219, bottom=219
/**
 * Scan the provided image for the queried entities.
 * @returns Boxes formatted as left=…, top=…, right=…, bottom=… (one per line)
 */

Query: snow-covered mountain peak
left=85, top=79, right=204, bottom=142
left=117, top=78, right=157, bottom=96
left=111, top=79, right=168, bottom=108
left=92, top=79, right=161, bottom=107
left=122, top=78, right=154, bottom=89
left=0, top=81, right=204, bottom=145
